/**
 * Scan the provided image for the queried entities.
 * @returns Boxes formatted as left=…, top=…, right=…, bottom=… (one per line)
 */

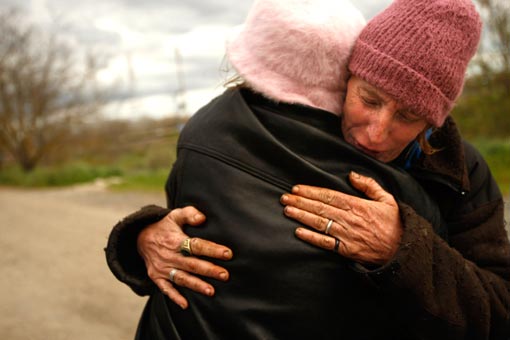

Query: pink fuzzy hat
left=348, top=0, right=482, bottom=127
left=227, top=0, right=366, bottom=115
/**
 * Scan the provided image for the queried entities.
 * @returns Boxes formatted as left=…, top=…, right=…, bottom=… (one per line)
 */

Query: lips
left=349, top=137, right=380, bottom=158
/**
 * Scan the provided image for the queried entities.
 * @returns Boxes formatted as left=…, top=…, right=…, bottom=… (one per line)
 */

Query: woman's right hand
left=137, top=206, right=233, bottom=309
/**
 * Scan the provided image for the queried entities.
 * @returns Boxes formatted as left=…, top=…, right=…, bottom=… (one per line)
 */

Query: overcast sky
left=1, top=0, right=393, bottom=119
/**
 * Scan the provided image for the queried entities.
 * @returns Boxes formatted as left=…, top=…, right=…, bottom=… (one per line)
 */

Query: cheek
left=400, top=125, right=426, bottom=144
left=342, top=101, right=367, bottom=127
left=394, top=132, right=417, bottom=146
left=388, top=127, right=423, bottom=153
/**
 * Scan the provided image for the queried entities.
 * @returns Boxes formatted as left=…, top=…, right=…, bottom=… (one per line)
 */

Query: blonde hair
left=224, top=74, right=245, bottom=89
left=417, top=127, right=440, bottom=155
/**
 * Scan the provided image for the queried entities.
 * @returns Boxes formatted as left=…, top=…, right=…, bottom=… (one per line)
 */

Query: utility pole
left=174, top=47, right=187, bottom=117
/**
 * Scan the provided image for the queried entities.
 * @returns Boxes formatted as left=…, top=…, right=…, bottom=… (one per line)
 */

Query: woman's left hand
left=281, top=171, right=403, bottom=265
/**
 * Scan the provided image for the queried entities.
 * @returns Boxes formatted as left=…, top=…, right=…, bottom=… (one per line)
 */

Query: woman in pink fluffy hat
left=106, top=0, right=510, bottom=339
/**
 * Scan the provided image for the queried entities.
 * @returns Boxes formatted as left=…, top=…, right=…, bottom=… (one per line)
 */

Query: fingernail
left=219, top=272, right=228, bottom=280
left=350, top=171, right=360, bottom=179
left=295, top=228, right=303, bottom=236
left=284, top=206, right=295, bottom=215
left=180, top=303, right=187, bottom=309
left=193, top=213, right=204, bottom=222
left=292, top=185, right=299, bottom=193
left=205, top=288, right=213, bottom=296
left=280, top=195, right=288, bottom=203
left=223, top=250, right=232, bottom=259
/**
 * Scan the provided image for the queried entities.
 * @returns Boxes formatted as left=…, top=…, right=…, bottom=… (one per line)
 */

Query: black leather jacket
left=106, top=88, right=510, bottom=339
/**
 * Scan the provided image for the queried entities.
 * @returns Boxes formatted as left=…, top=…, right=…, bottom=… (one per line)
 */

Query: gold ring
left=180, top=238, right=193, bottom=256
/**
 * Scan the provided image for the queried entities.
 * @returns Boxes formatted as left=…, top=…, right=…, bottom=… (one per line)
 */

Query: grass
left=0, top=144, right=174, bottom=192
left=472, top=138, right=510, bottom=196
left=105, top=136, right=176, bottom=192
left=0, top=162, right=123, bottom=187
left=109, top=168, right=169, bottom=192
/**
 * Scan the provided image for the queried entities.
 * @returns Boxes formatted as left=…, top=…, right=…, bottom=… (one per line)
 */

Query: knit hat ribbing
left=348, top=0, right=482, bottom=127
left=227, top=0, right=366, bottom=115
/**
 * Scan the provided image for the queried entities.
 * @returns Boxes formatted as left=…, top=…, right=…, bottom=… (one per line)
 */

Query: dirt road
left=0, top=183, right=165, bottom=340
left=0, top=183, right=508, bottom=340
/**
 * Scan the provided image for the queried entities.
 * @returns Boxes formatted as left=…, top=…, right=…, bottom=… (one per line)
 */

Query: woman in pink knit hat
left=106, top=0, right=510, bottom=339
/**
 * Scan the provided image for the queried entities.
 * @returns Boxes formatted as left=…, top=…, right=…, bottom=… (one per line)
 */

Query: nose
left=366, top=111, right=392, bottom=145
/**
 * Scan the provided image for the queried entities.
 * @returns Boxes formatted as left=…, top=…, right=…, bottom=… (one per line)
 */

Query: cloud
left=0, top=0, right=394, bottom=119
left=357, top=0, right=393, bottom=18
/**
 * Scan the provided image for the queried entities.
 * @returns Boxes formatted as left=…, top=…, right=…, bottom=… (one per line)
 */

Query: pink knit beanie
left=227, top=0, right=366, bottom=115
left=348, top=0, right=482, bottom=127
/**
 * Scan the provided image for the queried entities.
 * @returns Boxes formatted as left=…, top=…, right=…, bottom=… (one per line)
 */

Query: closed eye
left=396, top=110, right=421, bottom=123
left=360, top=95, right=380, bottom=108
left=358, top=86, right=382, bottom=108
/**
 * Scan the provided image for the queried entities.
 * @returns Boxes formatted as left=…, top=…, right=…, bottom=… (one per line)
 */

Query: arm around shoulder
left=360, top=194, right=510, bottom=339
left=105, top=204, right=171, bottom=296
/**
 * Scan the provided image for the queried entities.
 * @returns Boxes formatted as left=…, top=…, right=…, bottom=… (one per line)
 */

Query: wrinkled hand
left=137, top=206, right=233, bottom=309
left=281, top=171, right=402, bottom=265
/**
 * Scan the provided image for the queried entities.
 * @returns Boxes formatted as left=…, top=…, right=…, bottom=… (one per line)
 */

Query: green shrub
left=0, top=163, right=122, bottom=187
left=109, top=168, right=169, bottom=192
left=472, top=138, right=510, bottom=196
left=453, top=83, right=510, bottom=139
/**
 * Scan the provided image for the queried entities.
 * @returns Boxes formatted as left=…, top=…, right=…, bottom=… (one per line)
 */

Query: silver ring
left=325, top=219, right=333, bottom=235
left=169, top=268, right=178, bottom=283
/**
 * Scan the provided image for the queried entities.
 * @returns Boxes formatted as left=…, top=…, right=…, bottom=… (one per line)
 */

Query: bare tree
left=476, top=0, right=510, bottom=94
left=0, top=9, right=102, bottom=172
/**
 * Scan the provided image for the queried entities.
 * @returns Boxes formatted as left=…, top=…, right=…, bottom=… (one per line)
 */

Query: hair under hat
left=227, top=0, right=366, bottom=115
left=348, top=0, right=482, bottom=127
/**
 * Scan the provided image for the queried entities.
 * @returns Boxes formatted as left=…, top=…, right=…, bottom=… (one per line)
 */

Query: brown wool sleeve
left=105, top=205, right=171, bottom=296
left=359, top=201, right=510, bottom=339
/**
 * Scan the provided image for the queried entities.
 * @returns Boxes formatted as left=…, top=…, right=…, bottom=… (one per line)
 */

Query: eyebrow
left=359, top=83, right=418, bottom=117
left=358, top=84, right=388, bottom=103
left=397, top=108, right=420, bottom=119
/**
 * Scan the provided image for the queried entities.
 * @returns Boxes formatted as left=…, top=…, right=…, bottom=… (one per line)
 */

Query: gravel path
left=0, top=183, right=508, bottom=340
left=0, top=183, right=165, bottom=340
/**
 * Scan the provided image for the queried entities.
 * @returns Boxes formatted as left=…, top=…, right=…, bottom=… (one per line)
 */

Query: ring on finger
left=180, top=237, right=193, bottom=256
left=325, top=219, right=333, bottom=235
left=169, top=268, right=178, bottom=283
left=333, top=238, right=341, bottom=253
